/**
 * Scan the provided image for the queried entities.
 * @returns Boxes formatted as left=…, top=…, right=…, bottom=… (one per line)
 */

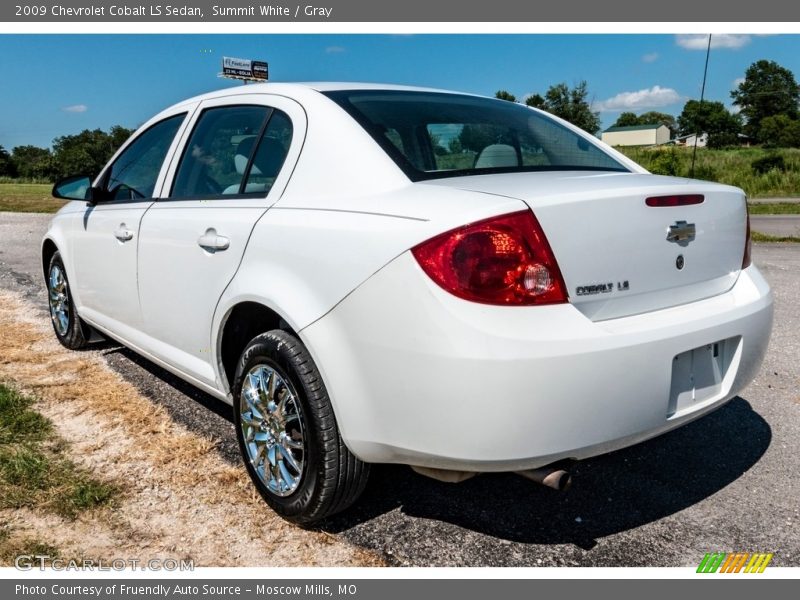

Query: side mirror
left=52, top=175, right=96, bottom=203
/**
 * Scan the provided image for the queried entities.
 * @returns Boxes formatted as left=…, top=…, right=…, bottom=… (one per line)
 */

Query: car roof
left=170, top=82, right=473, bottom=108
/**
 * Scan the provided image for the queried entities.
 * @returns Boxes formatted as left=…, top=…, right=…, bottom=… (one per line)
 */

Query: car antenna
left=690, top=34, right=712, bottom=179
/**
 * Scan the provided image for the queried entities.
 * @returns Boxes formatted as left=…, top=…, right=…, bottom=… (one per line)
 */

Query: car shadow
left=322, top=396, right=770, bottom=549
left=87, top=340, right=771, bottom=550
left=100, top=344, right=235, bottom=423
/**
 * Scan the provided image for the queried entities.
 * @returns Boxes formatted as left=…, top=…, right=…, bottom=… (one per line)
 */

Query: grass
left=0, top=183, right=65, bottom=213
left=0, top=383, right=117, bottom=520
left=751, top=231, right=800, bottom=243
left=748, top=202, right=800, bottom=214
left=619, top=146, right=800, bottom=199
left=0, top=524, right=60, bottom=564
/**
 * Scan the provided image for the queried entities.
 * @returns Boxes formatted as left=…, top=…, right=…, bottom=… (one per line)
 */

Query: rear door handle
left=197, top=228, right=230, bottom=251
left=114, top=224, right=134, bottom=242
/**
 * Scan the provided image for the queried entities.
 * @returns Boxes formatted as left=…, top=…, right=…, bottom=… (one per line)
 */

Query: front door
left=70, top=112, right=188, bottom=334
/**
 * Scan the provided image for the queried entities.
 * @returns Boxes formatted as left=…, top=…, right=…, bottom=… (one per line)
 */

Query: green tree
left=612, top=111, right=676, bottom=135
left=51, top=126, right=134, bottom=179
left=638, top=111, right=678, bottom=134
left=678, top=100, right=741, bottom=148
left=0, top=145, right=16, bottom=177
left=447, top=137, right=463, bottom=154
left=495, top=90, right=517, bottom=102
left=458, top=124, right=507, bottom=153
left=109, top=125, right=133, bottom=151
left=531, top=81, right=601, bottom=135
left=11, top=145, right=54, bottom=180
left=613, top=112, right=640, bottom=127
left=524, top=94, right=546, bottom=109
left=731, top=60, right=800, bottom=138
left=428, top=131, right=448, bottom=155
left=757, top=114, right=800, bottom=148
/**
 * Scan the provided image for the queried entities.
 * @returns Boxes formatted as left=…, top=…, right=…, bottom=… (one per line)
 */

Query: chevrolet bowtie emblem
left=666, top=220, right=696, bottom=245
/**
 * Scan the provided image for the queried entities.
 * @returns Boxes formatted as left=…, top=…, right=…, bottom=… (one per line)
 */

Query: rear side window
left=243, top=111, right=293, bottom=194
left=171, top=105, right=293, bottom=199
left=103, top=113, right=185, bottom=201
left=324, top=90, right=627, bottom=181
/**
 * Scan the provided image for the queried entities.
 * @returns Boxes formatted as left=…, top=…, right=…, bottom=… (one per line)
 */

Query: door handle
left=197, top=228, right=230, bottom=252
left=114, top=224, right=134, bottom=242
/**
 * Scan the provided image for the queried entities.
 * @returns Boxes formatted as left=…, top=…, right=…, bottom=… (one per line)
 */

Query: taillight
left=743, top=204, right=752, bottom=269
left=411, top=210, right=568, bottom=306
left=645, top=194, right=704, bottom=207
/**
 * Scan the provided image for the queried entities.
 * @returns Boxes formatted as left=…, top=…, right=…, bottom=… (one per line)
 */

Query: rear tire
left=232, top=330, right=369, bottom=525
left=47, top=251, right=88, bottom=350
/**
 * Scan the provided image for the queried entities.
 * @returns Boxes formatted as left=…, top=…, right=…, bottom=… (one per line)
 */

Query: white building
left=682, top=133, right=709, bottom=148
left=601, top=124, right=671, bottom=147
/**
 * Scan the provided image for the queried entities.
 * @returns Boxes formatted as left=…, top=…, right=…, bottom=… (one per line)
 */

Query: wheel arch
left=41, top=237, right=59, bottom=282
left=216, top=300, right=300, bottom=395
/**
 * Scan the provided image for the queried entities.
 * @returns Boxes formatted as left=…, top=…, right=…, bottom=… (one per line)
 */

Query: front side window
left=103, top=113, right=185, bottom=201
left=171, top=105, right=293, bottom=199
left=324, top=90, right=628, bottom=181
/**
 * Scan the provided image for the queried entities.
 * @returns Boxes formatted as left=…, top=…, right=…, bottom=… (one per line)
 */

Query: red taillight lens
left=411, top=210, right=568, bottom=305
left=743, top=204, right=752, bottom=269
left=645, top=194, right=704, bottom=207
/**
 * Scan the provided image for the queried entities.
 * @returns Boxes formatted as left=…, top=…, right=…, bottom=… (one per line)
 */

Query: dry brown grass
left=0, top=291, right=383, bottom=567
left=0, top=183, right=65, bottom=213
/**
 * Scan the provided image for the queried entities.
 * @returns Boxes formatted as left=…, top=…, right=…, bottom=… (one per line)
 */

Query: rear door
left=136, top=95, right=304, bottom=386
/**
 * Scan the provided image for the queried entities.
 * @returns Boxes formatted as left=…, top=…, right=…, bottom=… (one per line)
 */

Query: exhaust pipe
left=516, top=464, right=572, bottom=491
left=410, top=461, right=573, bottom=490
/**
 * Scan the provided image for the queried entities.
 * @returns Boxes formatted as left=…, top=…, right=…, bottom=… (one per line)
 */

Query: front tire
left=232, top=330, right=369, bottom=525
left=47, top=251, right=88, bottom=350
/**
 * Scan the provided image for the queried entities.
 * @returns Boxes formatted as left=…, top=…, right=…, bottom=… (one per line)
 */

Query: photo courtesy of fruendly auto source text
left=0, top=0, right=798, bottom=596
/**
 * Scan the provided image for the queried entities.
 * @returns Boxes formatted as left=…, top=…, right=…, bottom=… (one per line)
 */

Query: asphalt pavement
left=751, top=215, right=800, bottom=238
left=0, top=211, right=798, bottom=567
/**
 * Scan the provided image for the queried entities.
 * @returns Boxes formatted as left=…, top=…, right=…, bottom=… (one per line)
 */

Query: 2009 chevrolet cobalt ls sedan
left=43, top=83, right=773, bottom=523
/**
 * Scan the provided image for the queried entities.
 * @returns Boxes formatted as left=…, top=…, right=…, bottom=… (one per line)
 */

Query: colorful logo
left=697, top=552, right=773, bottom=573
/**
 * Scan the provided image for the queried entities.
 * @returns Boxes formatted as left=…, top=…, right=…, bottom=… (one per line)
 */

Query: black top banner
left=2, top=0, right=798, bottom=22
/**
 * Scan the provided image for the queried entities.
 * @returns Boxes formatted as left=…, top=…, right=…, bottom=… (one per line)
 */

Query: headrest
left=234, top=137, right=258, bottom=175
left=250, top=137, right=287, bottom=178
left=474, top=144, right=518, bottom=168
left=234, top=136, right=287, bottom=177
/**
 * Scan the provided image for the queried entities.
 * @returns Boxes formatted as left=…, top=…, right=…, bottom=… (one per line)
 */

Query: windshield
left=324, top=90, right=628, bottom=181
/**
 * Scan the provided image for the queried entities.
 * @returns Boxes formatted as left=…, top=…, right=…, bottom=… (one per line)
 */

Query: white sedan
left=43, top=83, right=773, bottom=523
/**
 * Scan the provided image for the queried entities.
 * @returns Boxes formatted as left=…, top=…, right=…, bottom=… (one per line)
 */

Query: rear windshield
left=324, top=90, right=629, bottom=181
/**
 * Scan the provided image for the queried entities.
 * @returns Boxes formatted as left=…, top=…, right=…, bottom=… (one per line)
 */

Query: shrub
left=648, top=148, right=682, bottom=176
left=752, top=154, right=787, bottom=175
left=758, top=115, right=800, bottom=148
left=690, top=163, right=718, bottom=182
left=707, top=132, right=739, bottom=149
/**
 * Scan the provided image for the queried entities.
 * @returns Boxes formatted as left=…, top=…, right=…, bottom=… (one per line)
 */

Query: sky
left=1, top=33, right=799, bottom=149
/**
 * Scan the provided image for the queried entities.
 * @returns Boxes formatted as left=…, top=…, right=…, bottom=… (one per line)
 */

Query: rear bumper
left=301, top=253, right=773, bottom=471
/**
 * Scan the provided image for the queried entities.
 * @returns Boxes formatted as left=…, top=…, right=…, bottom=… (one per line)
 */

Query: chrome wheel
left=239, top=364, right=306, bottom=497
left=48, top=264, right=70, bottom=336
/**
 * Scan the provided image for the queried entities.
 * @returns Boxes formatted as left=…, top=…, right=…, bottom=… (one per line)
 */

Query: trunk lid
left=422, top=171, right=747, bottom=321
